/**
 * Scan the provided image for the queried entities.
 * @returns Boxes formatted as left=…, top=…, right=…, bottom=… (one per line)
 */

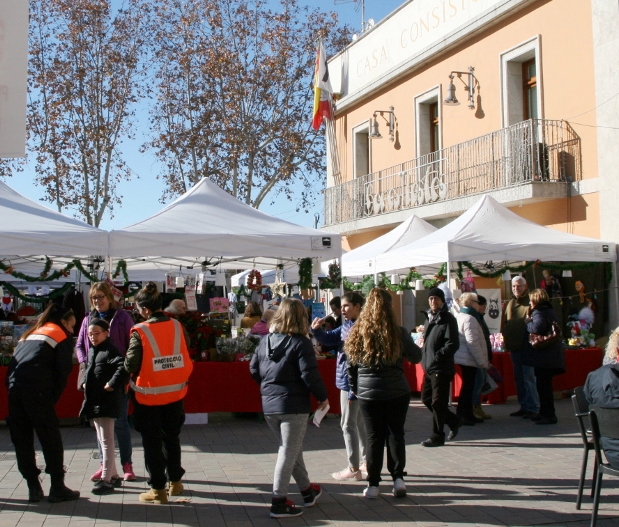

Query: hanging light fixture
left=444, top=66, right=478, bottom=109
left=369, top=106, right=396, bottom=141
left=562, top=269, right=573, bottom=278
left=415, top=279, right=425, bottom=290
left=502, top=270, right=511, bottom=281
left=390, top=274, right=399, bottom=285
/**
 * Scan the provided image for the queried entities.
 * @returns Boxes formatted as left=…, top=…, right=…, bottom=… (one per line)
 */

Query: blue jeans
left=98, top=392, right=132, bottom=466
left=510, top=351, right=539, bottom=413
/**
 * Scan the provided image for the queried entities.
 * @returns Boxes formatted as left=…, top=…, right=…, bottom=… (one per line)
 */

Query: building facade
left=323, top=0, right=619, bottom=255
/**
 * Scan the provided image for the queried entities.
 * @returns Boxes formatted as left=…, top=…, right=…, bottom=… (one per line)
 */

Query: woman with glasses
left=76, top=282, right=135, bottom=481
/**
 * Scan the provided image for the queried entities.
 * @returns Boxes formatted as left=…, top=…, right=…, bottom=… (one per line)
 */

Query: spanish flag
left=312, top=40, right=333, bottom=130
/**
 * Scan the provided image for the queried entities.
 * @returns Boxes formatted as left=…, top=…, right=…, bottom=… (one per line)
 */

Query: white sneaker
left=392, top=478, right=406, bottom=497
left=332, top=467, right=362, bottom=480
left=363, top=486, right=380, bottom=499
left=359, top=462, right=368, bottom=477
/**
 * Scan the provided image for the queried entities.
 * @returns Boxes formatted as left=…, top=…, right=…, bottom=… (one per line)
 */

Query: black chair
left=588, top=406, right=619, bottom=527
left=572, top=386, right=597, bottom=509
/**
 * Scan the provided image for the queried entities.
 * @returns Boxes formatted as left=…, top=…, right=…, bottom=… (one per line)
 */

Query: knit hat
left=427, top=287, right=446, bottom=303
left=88, top=318, right=110, bottom=332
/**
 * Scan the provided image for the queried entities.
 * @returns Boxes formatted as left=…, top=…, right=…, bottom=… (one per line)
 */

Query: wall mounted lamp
left=369, top=106, right=395, bottom=141
left=444, top=66, right=478, bottom=110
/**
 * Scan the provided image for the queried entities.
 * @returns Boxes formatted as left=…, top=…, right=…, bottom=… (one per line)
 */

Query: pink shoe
left=123, top=462, right=136, bottom=481
left=331, top=467, right=362, bottom=480
left=90, top=463, right=103, bottom=482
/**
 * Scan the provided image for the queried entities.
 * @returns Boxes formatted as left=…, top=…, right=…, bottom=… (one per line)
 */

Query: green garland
left=298, top=258, right=313, bottom=289
left=0, top=257, right=100, bottom=282
left=0, top=281, right=73, bottom=303
left=456, top=260, right=612, bottom=284
left=112, top=260, right=129, bottom=284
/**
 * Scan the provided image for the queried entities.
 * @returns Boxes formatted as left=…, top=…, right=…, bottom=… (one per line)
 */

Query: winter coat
left=312, top=318, right=356, bottom=395
left=502, top=293, right=530, bottom=353
left=584, top=363, right=619, bottom=468
left=421, top=305, right=459, bottom=375
left=455, top=310, right=489, bottom=369
left=249, top=332, right=328, bottom=415
left=521, top=302, right=565, bottom=372
left=76, top=308, right=134, bottom=363
left=79, top=337, right=129, bottom=419
left=6, top=323, right=73, bottom=403
left=348, top=326, right=421, bottom=400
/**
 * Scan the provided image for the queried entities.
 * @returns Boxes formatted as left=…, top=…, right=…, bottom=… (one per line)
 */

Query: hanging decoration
left=318, top=262, right=341, bottom=290
left=0, top=281, right=73, bottom=303
left=247, top=269, right=263, bottom=292
left=341, top=264, right=447, bottom=294
left=457, top=260, right=612, bottom=284
left=297, top=258, right=313, bottom=289
left=0, top=257, right=130, bottom=285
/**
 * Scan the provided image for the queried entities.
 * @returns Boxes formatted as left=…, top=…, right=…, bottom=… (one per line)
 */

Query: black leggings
left=359, top=393, right=411, bottom=486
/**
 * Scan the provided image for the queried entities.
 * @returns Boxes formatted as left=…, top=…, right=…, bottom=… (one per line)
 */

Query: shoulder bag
left=529, top=318, right=562, bottom=350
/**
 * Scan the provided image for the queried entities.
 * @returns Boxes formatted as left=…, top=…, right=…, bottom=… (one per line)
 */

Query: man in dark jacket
left=584, top=363, right=619, bottom=468
left=420, top=287, right=461, bottom=447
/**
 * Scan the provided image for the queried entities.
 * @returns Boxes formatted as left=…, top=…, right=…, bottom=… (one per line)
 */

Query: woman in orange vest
left=6, top=303, right=80, bottom=503
left=124, top=282, right=193, bottom=505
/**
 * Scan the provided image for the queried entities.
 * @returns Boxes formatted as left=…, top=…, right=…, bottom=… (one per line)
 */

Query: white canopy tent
left=342, top=215, right=437, bottom=277
left=0, top=181, right=108, bottom=283
left=231, top=267, right=326, bottom=288
left=375, top=195, right=617, bottom=274
left=109, top=178, right=341, bottom=278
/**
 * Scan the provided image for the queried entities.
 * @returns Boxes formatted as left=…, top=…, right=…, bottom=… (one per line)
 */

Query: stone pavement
left=1, top=397, right=618, bottom=527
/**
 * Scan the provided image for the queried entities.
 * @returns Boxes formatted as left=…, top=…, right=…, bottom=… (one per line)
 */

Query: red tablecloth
left=402, top=347, right=603, bottom=404
left=0, top=359, right=342, bottom=419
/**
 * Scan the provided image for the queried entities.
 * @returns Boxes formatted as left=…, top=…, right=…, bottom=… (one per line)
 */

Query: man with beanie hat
left=419, top=287, right=461, bottom=447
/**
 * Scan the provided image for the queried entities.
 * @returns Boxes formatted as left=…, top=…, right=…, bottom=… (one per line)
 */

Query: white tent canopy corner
left=108, top=178, right=342, bottom=279
left=375, top=195, right=617, bottom=274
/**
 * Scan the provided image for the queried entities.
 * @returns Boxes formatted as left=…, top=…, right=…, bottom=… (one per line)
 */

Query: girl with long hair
left=250, top=298, right=329, bottom=518
left=346, top=288, right=421, bottom=499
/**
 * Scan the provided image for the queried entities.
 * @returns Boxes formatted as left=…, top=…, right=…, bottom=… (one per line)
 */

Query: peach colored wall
left=336, top=0, right=598, bottom=184
left=508, top=193, right=600, bottom=238
left=344, top=226, right=393, bottom=250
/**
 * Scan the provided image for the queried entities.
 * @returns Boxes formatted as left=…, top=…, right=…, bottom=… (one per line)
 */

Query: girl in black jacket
left=79, top=319, right=128, bottom=494
left=522, top=288, right=565, bottom=424
left=346, top=288, right=421, bottom=499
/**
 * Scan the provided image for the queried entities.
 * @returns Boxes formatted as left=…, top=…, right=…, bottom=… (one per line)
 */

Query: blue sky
left=8, top=0, right=405, bottom=230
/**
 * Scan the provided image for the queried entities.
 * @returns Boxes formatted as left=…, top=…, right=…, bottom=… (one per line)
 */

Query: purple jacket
left=76, top=308, right=134, bottom=364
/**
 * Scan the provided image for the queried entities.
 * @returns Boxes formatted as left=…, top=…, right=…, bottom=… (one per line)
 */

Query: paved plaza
left=1, top=397, right=618, bottom=527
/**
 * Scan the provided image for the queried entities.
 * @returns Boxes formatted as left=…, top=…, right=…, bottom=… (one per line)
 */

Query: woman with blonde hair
left=250, top=298, right=328, bottom=518
left=346, top=288, right=421, bottom=499
left=603, top=328, right=619, bottom=365
left=75, top=281, right=136, bottom=482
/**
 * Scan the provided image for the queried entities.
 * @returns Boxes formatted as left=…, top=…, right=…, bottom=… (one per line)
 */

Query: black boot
left=27, top=477, right=44, bottom=503
left=48, top=475, right=80, bottom=503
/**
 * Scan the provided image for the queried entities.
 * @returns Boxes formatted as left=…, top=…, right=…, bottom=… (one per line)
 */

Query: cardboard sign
left=209, top=297, right=230, bottom=313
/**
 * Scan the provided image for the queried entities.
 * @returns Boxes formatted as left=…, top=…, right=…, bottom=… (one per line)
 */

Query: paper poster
left=165, top=274, right=177, bottom=293
left=209, top=297, right=229, bottom=313
left=185, top=291, right=197, bottom=311
left=477, top=288, right=502, bottom=334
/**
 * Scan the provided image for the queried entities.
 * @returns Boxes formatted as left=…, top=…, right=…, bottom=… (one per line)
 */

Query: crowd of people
left=6, top=276, right=618, bottom=517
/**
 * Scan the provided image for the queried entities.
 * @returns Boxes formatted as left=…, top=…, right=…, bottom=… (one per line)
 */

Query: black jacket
left=521, top=302, right=565, bottom=372
left=421, top=305, right=459, bottom=375
left=584, top=364, right=619, bottom=468
left=6, top=323, right=73, bottom=403
left=348, top=326, right=421, bottom=400
left=79, top=337, right=128, bottom=419
left=250, top=332, right=328, bottom=415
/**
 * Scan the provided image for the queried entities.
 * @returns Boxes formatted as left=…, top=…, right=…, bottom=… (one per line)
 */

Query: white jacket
left=455, top=312, right=489, bottom=369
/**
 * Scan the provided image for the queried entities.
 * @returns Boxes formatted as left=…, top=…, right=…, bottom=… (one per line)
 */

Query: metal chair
left=572, top=386, right=596, bottom=509
left=588, top=406, right=619, bottom=527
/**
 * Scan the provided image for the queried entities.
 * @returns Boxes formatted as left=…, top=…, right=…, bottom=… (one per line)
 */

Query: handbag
left=481, top=371, right=498, bottom=395
left=529, top=319, right=562, bottom=349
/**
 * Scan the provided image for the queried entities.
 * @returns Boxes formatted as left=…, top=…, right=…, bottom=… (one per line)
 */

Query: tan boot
left=473, top=405, right=485, bottom=420
left=169, top=481, right=184, bottom=496
left=139, top=488, right=168, bottom=504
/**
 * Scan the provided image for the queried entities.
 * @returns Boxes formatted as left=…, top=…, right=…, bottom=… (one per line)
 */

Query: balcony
left=323, top=119, right=581, bottom=230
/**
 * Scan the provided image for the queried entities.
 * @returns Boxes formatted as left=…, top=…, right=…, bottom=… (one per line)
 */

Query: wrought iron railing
left=324, top=119, right=580, bottom=226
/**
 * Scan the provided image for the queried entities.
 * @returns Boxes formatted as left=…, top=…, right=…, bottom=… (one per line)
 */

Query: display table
left=0, top=359, right=342, bottom=420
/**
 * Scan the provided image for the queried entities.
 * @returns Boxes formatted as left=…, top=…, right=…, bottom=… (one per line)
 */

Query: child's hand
left=104, top=383, right=113, bottom=392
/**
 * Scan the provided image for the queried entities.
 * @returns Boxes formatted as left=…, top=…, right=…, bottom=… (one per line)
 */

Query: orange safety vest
left=130, top=318, right=193, bottom=406
left=26, top=323, right=68, bottom=347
